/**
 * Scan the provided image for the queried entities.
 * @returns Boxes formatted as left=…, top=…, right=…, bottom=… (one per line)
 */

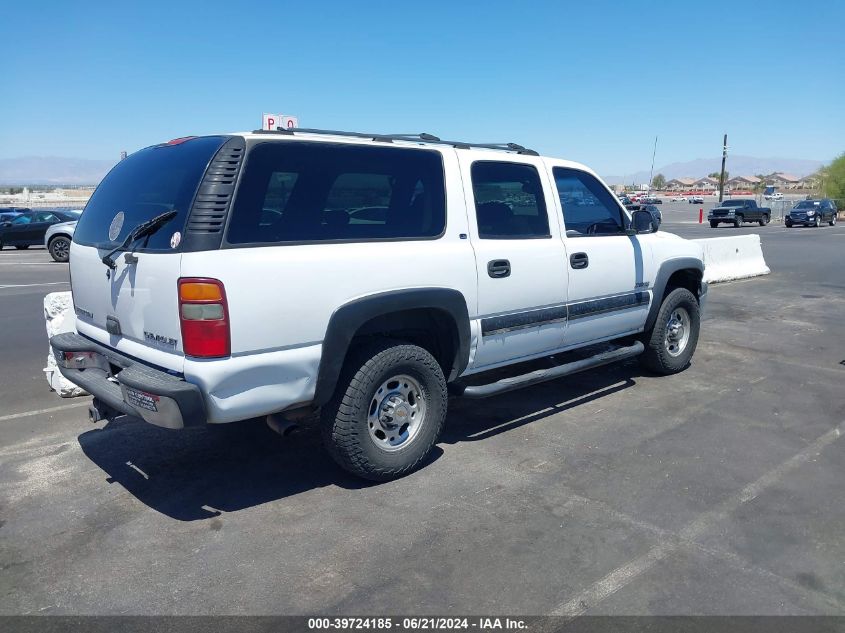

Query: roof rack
left=251, top=127, right=539, bottom=156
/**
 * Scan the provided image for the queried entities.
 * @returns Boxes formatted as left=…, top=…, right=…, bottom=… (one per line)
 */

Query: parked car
left=689, top=196, right=705, bottom=204
left=0, top=209, right=81, bottom=250
left=626, top=203, right=662, bottom=227
left=642, top=197, right=662, bottom=205
left=45, top=219, right=79, bottom=262
left=0, top=207, right=30, bottom=223
left=708, top=199, right=771, bottom=227
left=785, top=199, right=837, bottom=227
left=674, top=196, right=687, bottom=203
left=764, top=192, right=784, bottom=201
left=52, top=130, right=706, bottom=481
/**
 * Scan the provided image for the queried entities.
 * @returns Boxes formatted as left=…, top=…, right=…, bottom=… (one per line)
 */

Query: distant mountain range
left=0, top=156, right=117, bottom=185
left=604, top=155, right=825, bottom=185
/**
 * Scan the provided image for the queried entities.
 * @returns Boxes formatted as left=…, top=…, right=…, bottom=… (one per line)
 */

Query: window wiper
left=101, top=210, right=178, bottom=269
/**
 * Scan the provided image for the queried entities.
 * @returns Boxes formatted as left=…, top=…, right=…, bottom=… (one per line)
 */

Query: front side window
left=471, top=161, right=550, bottom=239
left=11, top=214, right=31, bottom=225
left=227, top=142, right=446, bottom=244
left=553, top=167, right=626, bottom=237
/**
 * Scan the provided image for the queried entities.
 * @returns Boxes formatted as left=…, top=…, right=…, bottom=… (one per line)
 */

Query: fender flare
left=644, top=257, right=705, bottom=332
left=314, top=288, right=471, bottom=406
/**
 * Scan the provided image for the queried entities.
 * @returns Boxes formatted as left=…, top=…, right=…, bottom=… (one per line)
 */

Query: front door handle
left=487, top=259, right=511, bottom=278
left=570, top=252, right=589, bottom=269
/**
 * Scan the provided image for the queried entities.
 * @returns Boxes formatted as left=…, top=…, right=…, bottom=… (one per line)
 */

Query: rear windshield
left=74, top=136, right=226, bottom=249
left=226, top=142, right=446, bottom=244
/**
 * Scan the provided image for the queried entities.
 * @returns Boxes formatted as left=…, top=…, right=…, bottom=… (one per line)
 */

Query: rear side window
left=554, top=167, right=626, bottom=237
left=74, top=136, right=227, bottom=249
left=226, top=142, right=446, bottom=244
left=471, top=161, right=550, bottom=239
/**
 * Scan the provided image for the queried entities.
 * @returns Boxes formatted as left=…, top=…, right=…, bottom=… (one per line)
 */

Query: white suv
left=52, top=129, right=707, bottom=480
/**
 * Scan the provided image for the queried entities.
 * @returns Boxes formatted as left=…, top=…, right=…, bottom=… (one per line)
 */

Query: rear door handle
left=487, top=259, right=511, bottom=278
left=570, top=252, right=589, bottom=269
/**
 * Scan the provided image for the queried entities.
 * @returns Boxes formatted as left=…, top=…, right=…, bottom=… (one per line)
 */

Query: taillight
left=178, top=278, right=230, bottom=358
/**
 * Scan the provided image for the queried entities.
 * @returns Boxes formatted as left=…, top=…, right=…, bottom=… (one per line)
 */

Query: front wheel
left=814, top=215, right=820, bottom=227
left=709, top=220, right=718, bottom=228
left=321, top=340, right=447, bottom=481
left=734, top=214, right=743, bottom=227
left=640, top=288, right=701, bottom=375
left=48, top=236, right=71, bottom=262
left=759, top=214, right=769, bottom=226
left=830, top=214, right=837, bottom=227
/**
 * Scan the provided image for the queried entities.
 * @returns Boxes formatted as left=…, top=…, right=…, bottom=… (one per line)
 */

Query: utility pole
left=648, top=135, right=658, bottom=194
left=718, top=133, right=728, bottom=202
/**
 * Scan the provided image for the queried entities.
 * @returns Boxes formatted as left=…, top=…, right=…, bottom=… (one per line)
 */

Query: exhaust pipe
left=266, top=413, right=300, bottom=437
left=88, top=398, right=116, bottom=423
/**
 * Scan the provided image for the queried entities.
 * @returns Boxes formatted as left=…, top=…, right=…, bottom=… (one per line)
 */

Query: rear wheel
left=48, top=236, right=71, bottom=262
left=759, top=214, right=769, bottom=226
left=709, top=220, right=718, bottom=228
left=321, top=339, right=447, bottom=481
left=640, top=288, right=700, bottom=375
left=15, top=245, right=29, bottom=250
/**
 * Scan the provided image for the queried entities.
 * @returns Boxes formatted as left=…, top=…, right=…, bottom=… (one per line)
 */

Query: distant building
left=666, top=178, right=696, bottom=191
left=693, top=176, right=719, bottom=191
left=766, top=173, right=805, bottom=189
left=727, top=175, right=761, bottom=191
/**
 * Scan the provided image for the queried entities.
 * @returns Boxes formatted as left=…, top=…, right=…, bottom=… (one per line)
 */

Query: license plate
left=125, top=388, right=159, bottom=412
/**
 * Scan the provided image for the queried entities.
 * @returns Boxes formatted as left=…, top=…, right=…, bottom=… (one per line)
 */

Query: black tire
left=321, top=339, right=447, bottom=481
left=814, top=215, right=820, bottom=227
left=759, top=214, right=769, bottom=226
left=640, top=288, right=701, bottom=375
left=709, top=220, right=718, bottom=228
left=785, top=220, right=793, bottom=228
left=15, top=245, right=29, bottom=250
left=48, top=236, right=71, bottom=262
left=733, top=214, right=743, bottom=227
left=830, top=214, right=837, bottom=227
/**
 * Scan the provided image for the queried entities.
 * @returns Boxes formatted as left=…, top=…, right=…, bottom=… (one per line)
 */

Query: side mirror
left=631, top=209, right=657, bottom=234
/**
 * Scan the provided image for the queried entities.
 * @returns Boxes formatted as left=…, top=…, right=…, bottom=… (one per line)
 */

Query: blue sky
left=2, top=0, right=843, bottom=177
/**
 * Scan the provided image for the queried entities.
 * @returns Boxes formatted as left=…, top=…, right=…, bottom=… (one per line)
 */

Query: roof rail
left=251, top=127, right=538, bottom=155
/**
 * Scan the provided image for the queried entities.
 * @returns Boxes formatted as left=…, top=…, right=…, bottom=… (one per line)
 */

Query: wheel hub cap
left=664, top=307, right=691, bottom=357
left=367, top=374, right=426, bottom=452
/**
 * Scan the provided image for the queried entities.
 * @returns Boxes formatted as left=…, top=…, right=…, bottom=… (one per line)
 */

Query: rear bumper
left=50, top=332, right=205, bottom=429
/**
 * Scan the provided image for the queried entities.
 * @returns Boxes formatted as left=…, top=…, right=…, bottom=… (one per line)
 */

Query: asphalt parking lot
left=1, top=218, right=844, bottom=616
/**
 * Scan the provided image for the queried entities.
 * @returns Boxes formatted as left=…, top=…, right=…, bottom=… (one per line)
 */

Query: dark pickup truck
left=708, top=199, right=771, bottom=228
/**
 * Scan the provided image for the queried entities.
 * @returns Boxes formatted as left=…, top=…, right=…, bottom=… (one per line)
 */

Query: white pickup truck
left=52, top=129, right=706, bottom=480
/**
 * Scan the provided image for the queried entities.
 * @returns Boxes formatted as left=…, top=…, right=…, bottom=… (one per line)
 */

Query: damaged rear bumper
left=50, top=332, right=205, bottom=429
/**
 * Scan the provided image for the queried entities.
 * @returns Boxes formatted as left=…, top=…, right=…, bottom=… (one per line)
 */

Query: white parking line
left=0, top=282, right=69, bottom=289
left=548, top=423, right=844, bottom=616
left=0, top=401, right=91, bottom=423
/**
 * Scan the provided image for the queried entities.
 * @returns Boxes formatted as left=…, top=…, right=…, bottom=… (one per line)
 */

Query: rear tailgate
left=69, top=136, right=231, bottom=373
left=71, top=245, right=185, bottom=372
